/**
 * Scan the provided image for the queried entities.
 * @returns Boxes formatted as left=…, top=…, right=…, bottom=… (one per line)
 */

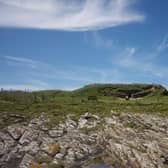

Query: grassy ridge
left=0, top=83, right=167, bottom=103
left=73, top=83, right=168, bottom=97
left=0, top=84, right=168, bottom=128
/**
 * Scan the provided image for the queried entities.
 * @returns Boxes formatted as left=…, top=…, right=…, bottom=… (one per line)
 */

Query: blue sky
left=0, top=0, right=168, bottom=90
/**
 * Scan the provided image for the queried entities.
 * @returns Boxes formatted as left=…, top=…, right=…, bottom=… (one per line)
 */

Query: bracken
left=29, top=162, right=41, bottom=168
left=49, top=143, right=59, bottom=153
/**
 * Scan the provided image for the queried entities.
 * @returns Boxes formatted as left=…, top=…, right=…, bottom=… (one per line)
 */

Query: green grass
left=34, top=156, right=53, bottom=164
left=0, top=84, right=168, bottom=128
left=125, top=121, right=138, bottom=129
left=91, top=156, right=104, bottom=164
left=48, top=164, right=64, bottom=168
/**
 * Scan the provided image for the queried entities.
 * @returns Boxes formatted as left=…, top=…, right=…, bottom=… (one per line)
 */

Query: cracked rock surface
left=0, top=112, right=168, bottom=168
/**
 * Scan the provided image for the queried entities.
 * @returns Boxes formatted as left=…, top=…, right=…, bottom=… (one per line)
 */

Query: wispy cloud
left=114, top=47, right=168, bottom=79
left=88, top=32, right=168, bottom=88
left=2, top=52, right=168, bottom=90
left=0, top=0, right=145, bottom=31
left=3, top=55, right=107, bottom=83
left=4, top=56, right=34, bottom=64
left=157, top=34, right=168, bottom=52
left=3, top=55, right=124, bottom=89
left=4, top=55, right=37, bottom=68
left=84, top=31, right=113, bottom=48
left=116, top=47, right=137, bottom=67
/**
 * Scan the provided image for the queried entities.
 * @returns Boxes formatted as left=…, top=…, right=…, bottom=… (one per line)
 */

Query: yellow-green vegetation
left=0, top=84, right=168, bottom=128
left=48, top=163, right=64, bottom=168
left=91, top=156, right=104, bottom=164
left=34, top=156, right=53, bottom=164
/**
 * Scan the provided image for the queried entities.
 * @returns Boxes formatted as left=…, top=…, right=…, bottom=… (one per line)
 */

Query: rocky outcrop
left=98, top=113, right=168, bottom=168
left=1, top=112, right=168, bottom=168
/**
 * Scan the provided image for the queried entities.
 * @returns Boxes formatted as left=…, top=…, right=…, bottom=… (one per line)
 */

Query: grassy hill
left=73, top=83, right=168, bottom=97
left=0, top=83, right=168, bottom=128
left=1, top=83, right=167, bottom=103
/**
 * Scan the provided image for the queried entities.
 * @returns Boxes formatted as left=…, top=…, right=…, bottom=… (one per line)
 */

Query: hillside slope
left=73, top=83, right=168, bottom=98
left=0, top=83, right=168, bottom=129
left=0, top=84, right=167, bottom=103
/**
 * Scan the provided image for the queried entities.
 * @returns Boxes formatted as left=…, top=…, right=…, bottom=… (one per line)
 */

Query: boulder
left=19, top=129, right=39, bottom=145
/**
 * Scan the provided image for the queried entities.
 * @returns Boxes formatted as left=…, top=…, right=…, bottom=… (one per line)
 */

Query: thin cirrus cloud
left=0, top=0, right=145, bottom=31
left=114, top=47, right=168, bottom=80
left=157, top=34, right=168, bottom=52
left=3, top=55, right=123, bottom=87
